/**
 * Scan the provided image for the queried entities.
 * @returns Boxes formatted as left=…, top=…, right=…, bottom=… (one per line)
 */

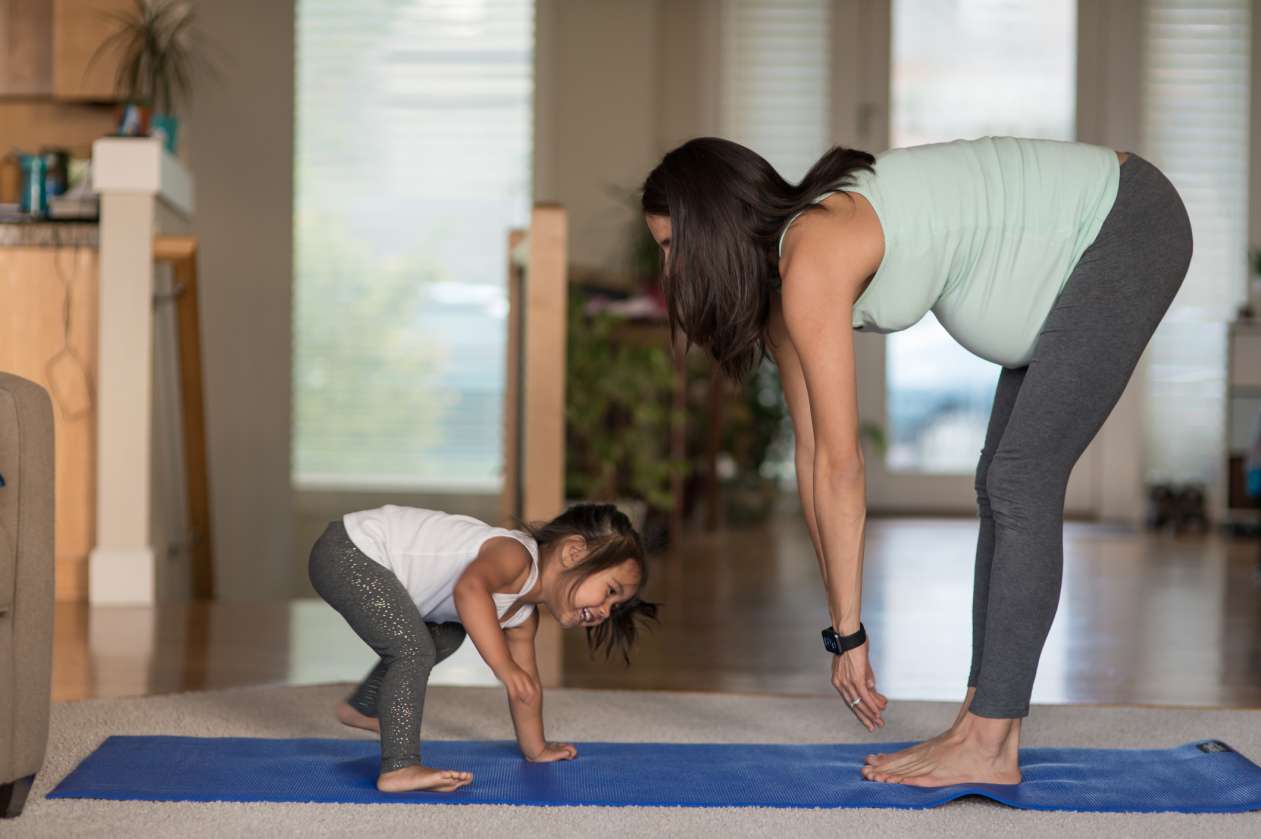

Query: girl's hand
left=498, top=663, right=539, bottom=706
left=831, top=641, right=887, bottom=731
left=525, top=742, right=577, bottom=763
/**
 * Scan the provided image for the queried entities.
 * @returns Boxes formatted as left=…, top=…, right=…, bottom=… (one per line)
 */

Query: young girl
left=308, top=502, right=657, bottom=793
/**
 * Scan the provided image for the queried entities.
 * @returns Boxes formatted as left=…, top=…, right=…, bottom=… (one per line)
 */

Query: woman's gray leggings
left=967, top=154, right=1192, bottom=718
left=309, top=521, right=466, bottom=772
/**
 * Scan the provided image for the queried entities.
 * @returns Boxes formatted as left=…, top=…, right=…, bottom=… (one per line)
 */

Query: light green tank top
left=778, top=137, right=1121, bottom=368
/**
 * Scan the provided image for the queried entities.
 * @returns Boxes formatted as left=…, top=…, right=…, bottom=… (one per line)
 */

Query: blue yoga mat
left=49, top=736, right=1261, bottom=813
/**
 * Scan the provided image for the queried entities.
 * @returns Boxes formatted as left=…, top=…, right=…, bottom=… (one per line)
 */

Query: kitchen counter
left=0, top=220, right=98, bottom=247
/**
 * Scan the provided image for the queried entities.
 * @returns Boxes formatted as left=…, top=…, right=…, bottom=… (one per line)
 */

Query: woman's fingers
left=831, top=647, right=888, bottom=730
left=854, top=681, right=885, bottom=728
left=849, top=684, right=881, bottom=729
left=835, top=680, right=878, bottom=730
left=832, top=650, right=885, bottom=729
left=852, top=647, right=886, bottom=724
left=866, top=668, right=889, bottom=710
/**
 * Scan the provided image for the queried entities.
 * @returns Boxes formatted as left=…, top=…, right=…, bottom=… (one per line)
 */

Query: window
left=886, top=0, right=1076, bottom=473
left=1141, top=0, right=1251, bottom=486
left=720, top=0, right=832, bottom=183
left=293, top=0, right=534, bottom=490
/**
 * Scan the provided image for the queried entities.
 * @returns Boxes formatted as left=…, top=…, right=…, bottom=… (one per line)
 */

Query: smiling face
left=558, top=557, right=643, bottom=630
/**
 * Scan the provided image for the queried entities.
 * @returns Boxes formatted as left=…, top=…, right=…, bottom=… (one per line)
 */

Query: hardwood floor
left=53, top=515, right=1261, bottom=709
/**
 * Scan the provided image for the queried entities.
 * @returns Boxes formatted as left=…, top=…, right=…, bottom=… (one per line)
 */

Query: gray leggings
left=967, top=154, right=1192, bottom=718
left=309, top=521, right=466, bottom=772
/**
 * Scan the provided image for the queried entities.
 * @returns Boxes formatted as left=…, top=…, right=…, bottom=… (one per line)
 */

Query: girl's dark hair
left=523, top=503, right=658, bottom=664
left=641, top=138, right=875, bottom=381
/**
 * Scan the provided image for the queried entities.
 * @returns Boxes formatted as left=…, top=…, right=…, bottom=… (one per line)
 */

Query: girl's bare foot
left=335, top=701, right=380, bottom=734
left=861, top=712, right=1021, bottom=787
left=377, top=765, right=474, bottom=793
left=865, top=687, right=975, bottom=769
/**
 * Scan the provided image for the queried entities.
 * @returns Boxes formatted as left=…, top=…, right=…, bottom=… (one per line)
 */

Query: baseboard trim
left=89, top=547, right=156, bottom=604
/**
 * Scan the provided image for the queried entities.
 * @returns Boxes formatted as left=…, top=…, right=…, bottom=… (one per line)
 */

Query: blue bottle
left=19, top=154, right=47, bottom=217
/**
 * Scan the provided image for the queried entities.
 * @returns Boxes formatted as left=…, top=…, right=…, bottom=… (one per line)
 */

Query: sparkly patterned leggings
left=309, top=521, right=467, bottom=772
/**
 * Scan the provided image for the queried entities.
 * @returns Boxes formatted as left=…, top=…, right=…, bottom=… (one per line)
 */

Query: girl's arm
left=453, top=538, right=537, bottom=703
left=504, top=611, right=576, bottom=762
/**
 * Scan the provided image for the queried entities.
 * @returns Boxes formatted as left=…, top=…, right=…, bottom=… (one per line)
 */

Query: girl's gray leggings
left=966, top=153, right=1192, bottom=718
left=309, top=521, right=466, bottom=772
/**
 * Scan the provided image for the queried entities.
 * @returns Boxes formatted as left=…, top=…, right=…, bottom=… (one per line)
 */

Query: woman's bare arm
left=778, top=203, right=888, bottom=728
left=778, top=208, right=874, bottom=636
left=766, top=300, right=828, bottom=589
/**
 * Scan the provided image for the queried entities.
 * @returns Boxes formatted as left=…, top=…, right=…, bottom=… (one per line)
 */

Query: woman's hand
left=831, top=642, right=887, bottom=731
left=498, top=663, right=539, bottom=706
left=525, top=742, right=578, bottom=763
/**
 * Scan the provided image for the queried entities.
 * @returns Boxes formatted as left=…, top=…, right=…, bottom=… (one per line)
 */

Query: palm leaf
left=86, top=0, right=204, bottom=111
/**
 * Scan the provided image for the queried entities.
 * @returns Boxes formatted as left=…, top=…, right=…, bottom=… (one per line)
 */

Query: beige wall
left=1074, top=0, right=1147, bottom=524
left=1253, top=1, right=1261, bottom=251
left=535, top=0, right=663, bottom=280
left=184, top=0, right=295, bottom=600
left=534, top=0, right=729, bottom=280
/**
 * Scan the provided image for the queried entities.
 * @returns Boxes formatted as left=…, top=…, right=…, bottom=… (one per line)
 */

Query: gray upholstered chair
left=0, top=372, right=54, bottom=818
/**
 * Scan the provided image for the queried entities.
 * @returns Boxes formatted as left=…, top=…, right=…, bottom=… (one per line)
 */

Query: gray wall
left=185, top=0, right=295, bottom=600
left=535, top=0, right=663, bottom=276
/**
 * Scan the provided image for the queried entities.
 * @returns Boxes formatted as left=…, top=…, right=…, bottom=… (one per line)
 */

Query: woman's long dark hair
left=523, top=503, right=658, bottom=664
left=641, top=138, right=874, bottom=381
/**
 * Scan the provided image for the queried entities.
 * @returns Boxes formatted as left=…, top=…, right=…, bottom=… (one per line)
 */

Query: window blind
left=293, top=0, right=534, bottom=490
left=1141, top=0, right=1250, bottom=485
left=719, top=0, right=832, bottom=182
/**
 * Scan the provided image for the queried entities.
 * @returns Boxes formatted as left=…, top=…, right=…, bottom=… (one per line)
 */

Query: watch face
left=823, top=634, right=840, bottom=654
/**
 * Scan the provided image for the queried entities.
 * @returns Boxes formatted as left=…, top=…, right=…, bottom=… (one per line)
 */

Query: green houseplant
left=717, top=364, right=888, bottom=524
left=565, top=292, right=686, bottom=541
left=92, top=0, right=201, bottom=152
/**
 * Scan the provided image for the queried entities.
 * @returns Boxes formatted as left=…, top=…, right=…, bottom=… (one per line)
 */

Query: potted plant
left=712, top=360, right=791, bottom=525
left=565, top=291, right=687, bottom=547
left=91, top=0, right=201, bottom=153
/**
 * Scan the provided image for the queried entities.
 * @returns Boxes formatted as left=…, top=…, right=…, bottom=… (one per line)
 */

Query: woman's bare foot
left=865, top=687, right=975, bottom=769
left=335, top=702, right=380, bottom=734
left=861, top=712, right=1021, bottom=787
left=377, top=765, right=473, bottom=793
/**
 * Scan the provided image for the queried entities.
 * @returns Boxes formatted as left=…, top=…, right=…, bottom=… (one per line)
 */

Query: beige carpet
left=8, top=683, right=1261, bottom=838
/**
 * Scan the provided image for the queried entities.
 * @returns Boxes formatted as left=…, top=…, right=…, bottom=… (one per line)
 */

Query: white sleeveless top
left=342, top=505, right=539, bottom=628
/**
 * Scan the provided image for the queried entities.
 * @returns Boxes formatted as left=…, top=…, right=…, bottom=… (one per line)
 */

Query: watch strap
left=821, top=623, right=867, bottom=655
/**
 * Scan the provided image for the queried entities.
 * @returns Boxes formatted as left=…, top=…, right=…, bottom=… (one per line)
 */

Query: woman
left=640, top=136, right=1191, bottom=787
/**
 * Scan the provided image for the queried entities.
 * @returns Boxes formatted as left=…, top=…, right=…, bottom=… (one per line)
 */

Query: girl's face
left=555, top=555, right=642, bottom=630
left=645, top=214, right=672, bottom=263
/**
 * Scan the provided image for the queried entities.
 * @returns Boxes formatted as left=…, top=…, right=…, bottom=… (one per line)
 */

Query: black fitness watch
left=821, top=623, right=867, bottom=656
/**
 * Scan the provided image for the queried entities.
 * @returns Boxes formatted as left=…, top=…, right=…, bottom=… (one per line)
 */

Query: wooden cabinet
left=0, top=0, right=53, bottom=95
left=1, top=0, right=126, bottom=100
left=0, top=236, right=99, bottom=601
left=53, top=0, right=128, bottom=101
